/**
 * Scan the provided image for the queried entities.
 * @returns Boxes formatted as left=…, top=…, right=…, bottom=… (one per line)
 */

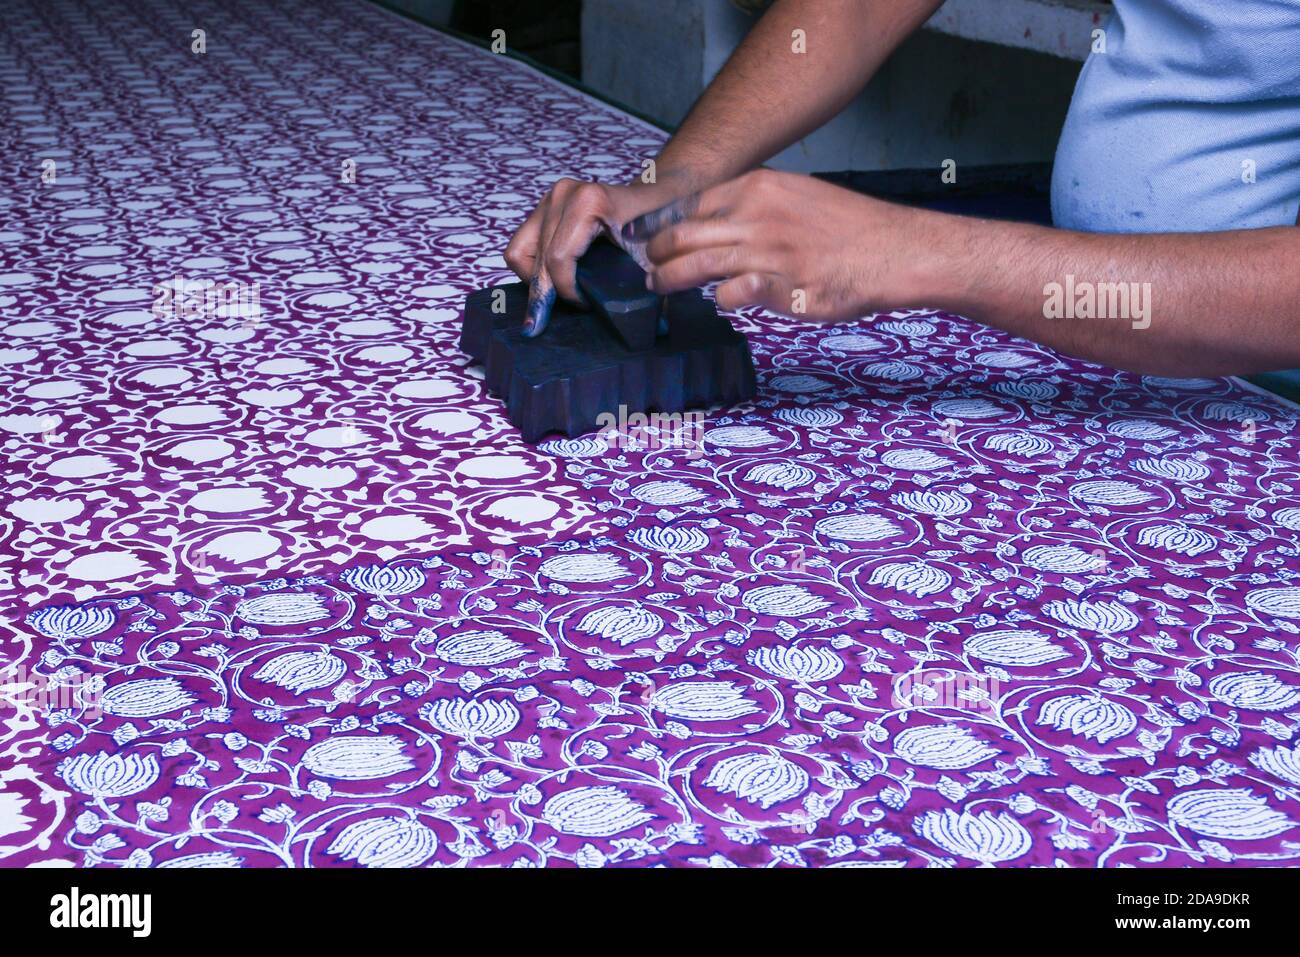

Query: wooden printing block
left=573, top=239, right=661, bottom=351
left=460, top=267, right=757, bottom=443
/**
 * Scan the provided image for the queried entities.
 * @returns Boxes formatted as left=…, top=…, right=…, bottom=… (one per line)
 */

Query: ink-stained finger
left=621, top=192, right=703, bottom=243
left=522, top=268, right=557, bottom=338
left=521, top=185, right=569, bottom=336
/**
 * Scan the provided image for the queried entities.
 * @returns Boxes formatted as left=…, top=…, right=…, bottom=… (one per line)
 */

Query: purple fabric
left=0, top=0, right=645, bottom=614
left=4, top=0, right=1300, bottom=868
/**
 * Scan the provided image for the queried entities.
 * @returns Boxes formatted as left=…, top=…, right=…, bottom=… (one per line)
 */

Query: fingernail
left=623, top=210, right=660, bottom=242
left=523, top=279, right=555, bottom=338
left=624, top=194, right=698, bottom=243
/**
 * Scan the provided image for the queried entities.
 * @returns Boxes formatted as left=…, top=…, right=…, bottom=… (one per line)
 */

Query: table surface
left=3, top=0, right=1300, bottom=868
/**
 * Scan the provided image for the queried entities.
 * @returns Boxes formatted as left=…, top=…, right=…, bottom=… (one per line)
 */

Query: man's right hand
left=503, top=177, right=683, bottom=337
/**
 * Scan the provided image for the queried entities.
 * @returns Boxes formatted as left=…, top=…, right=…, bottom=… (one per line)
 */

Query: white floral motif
left=702, top=752, right=809, bottom=809
left=253, top=651, right=348, bottom=694
left=913, top=810, right=1033, bottom=864
left=300, top=736, right=415, bottom=781
left=326, top=816, right=439, bottom=867
left=422, top=697, right=521, bottom=739
left=1036, top=694, right=1137, bottom=744
left=1166, top=789, right=1295, bottom=841
left=59, top=752, right=161, bottom=797
left=542, top=787, right=655, bottom=837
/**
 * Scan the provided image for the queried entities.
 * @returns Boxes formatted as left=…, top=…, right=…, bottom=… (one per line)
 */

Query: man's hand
left=503, top=177, right=686, bottom=337
left=625, top=169, right=927, bottom=323
left=499, top=0, right=946, bottom=338
left=625, top=169, right=1300, bottom=378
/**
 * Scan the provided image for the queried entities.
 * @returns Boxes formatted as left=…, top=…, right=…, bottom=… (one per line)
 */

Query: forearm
left=652, top=0, right=942, bottom=191
left=921, top=215, right=1300, bottom=377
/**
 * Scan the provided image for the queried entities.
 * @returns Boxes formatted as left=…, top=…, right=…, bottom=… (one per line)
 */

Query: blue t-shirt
left=1051, top=0, right=1300, bottom=396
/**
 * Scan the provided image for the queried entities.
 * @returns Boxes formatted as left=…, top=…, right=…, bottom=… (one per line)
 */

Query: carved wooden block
left=460, top=273, right=757, bottom=443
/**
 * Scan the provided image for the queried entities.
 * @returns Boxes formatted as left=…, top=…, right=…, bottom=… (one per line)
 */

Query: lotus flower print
left=649, top=681, right=761, bottom=722
left=340, top=563, right=427, bottom=596
left=539, top=554, right=629, bottom=583
left=1207, top=672, right=1300, bottom=712
left=434, top=630, right=527, bottom=666
left=702, top=752, right=809, bottom=810
left=326, top=816, right=438, bottom=867
left=59, top=752, right=160, bottom=797
left=1167, top=789, right=1294, bottom=841
left=1245, top=587, right=1300, bottom=621
left=867, top=561, right=951, bottom=598
left=748, top=645, right=843, bottom=682
left=1036, top=694, right=1137, bottom=744
left=575, top=605, right=664, bottom=646
left=301, top=736, right=414, bottom=781
left=1043, top=599, right=1139, bottom=634
left=963, top=630, right=1069, bottom=667
left=26, top=604, right=116, bottom=640
left=235, top=592, right=330, bottom=626
left=742, top=585, right=831, bottom=617
left=893, top=725, right=999, bottom=770
left=913, top=809, right=1032, bottom=864
left=421, top=697, right=521, bottom=739
left=101, top=677, right=197, bottom=717
left=253, top=651, right=348, bottom=695
left=541, top=787, right=654, bottom=837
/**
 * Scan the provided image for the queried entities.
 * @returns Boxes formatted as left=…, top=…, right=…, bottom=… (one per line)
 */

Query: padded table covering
left=4, top=0, right=1300, bottom=868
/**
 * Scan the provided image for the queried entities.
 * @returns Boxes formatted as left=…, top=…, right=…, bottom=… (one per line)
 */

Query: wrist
left=905, top=208, right=982, bottom=313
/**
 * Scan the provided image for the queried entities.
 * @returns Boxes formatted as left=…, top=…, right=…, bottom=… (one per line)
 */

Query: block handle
left=575, top=239, right=662, bottom=352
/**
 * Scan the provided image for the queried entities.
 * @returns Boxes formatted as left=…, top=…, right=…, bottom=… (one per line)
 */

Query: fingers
left=621, top=174, right=749, bottom=244
left=644, top=219, right=742, bottom=267
left=522, top=199, right=563, bottom=337
left=523, top=269, right=557, bottom=338
left=647, top=246, right=746, bottom=294
left=621, top=192, right=701, bottom=245
left=520, top=179, right=575, bottom=337
left=503, top=203, right=544, bottom=281
left=543, top=183, right=611, bottom=304
left=629, top=180, right=751, bottom=294
left=516, top=179, right=620, bottom=337
left=714, top=272, right=782, bottom=313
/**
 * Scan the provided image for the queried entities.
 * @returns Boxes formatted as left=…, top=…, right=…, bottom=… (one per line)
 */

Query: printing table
left=3, top=0, right=1299, bottom=868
